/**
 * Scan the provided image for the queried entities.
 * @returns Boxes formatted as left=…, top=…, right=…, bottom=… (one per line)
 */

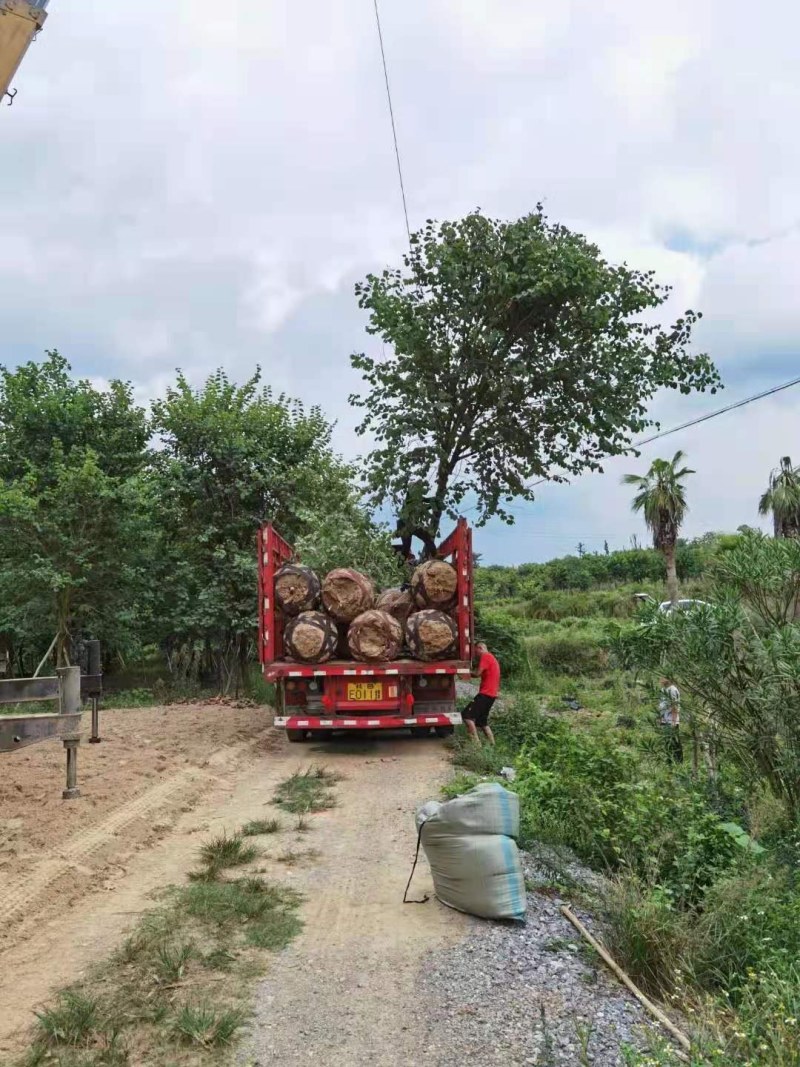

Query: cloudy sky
left=3, top=0, right=799, bottom=563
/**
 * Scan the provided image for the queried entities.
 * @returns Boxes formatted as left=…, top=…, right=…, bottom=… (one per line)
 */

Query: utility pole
left=0, top=0, right=48, bottom=103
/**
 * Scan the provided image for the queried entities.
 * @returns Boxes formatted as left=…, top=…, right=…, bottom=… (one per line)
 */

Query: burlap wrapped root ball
left=321, top=568, right=375, bottom=623
left=376, top=588, right=414, bottom=625
left=405, top=609, right=458, bottom=661
left=274, top=564, right=321, bottom=616
left=411, top=560, right=458, bottom=611
left=348, top=610, right=404, bottom=663
left=284, top=611, right=338, bottom=663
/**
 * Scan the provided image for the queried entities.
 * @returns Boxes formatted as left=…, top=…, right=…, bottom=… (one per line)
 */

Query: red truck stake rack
left=258, top=519, right=474, bottom=740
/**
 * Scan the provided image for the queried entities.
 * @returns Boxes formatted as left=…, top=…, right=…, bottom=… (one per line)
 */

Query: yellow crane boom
left=0, top=0, right=48, bottom=102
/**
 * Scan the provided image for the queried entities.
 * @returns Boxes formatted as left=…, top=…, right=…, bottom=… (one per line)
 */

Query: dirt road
left=237, top=737, right=470, bottom=1066
left=0, top=708, right=467, bottom=1061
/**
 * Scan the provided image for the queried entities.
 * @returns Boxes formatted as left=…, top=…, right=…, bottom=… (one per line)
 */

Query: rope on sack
left=403, top=823, right=430, bottom=904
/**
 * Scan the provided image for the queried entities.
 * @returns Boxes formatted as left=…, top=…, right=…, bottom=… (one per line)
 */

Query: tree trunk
left=55, top=588, right=72, bottom=668
left=663, top=544, right=679, bottom=606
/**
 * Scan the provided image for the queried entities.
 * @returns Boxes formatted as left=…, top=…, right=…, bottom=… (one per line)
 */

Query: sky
left=2, top=0, right=799, bottom=564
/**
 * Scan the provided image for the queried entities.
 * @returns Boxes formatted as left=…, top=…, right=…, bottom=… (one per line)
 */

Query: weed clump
left=274, top=766, right=341, bottom=813
left=17, top=834, right=303, bottom=1066
left=171, top=1003, right=246, bottom=1047
left=242, top=817, right=282, bottom=837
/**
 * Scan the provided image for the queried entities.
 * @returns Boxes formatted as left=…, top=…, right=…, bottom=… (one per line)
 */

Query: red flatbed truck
left=258, top=518, right=474, bottom=741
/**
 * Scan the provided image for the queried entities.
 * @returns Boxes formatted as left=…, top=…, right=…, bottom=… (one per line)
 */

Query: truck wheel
left=286, top=729, right=307, bottom=743
left=435, top=725, right=455, bottom=738
left=410, top=726, right=431, bottom=738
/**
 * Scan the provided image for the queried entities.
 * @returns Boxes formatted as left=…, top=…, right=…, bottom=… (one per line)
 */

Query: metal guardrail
left=0, top=676, right=60, bottom=703
left=0, top=642, right=103, bottom=798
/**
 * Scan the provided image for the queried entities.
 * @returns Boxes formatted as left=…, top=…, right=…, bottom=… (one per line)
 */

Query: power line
left=626, top=373, right=800, bottom=451
left=459, top=369, right=800, bottom=517
left=522, top=371, right=800, bottom=495
left=372, top=0, right=411, bottom=243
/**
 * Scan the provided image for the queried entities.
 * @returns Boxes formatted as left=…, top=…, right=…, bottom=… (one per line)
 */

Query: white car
left=632, top=594, right=710, bottom=614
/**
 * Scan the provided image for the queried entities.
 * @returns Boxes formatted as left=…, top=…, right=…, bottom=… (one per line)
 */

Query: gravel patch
left=409, top=857, right=670, bottom=1066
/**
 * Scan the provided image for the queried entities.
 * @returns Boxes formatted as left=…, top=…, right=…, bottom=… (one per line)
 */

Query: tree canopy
left=0, top=352, right=150, bottom=667
left=0, top=355, right=397, bottom=684
left=350, top=208, right=720, bottom=547
left=148, top=368, right=398, bottom=692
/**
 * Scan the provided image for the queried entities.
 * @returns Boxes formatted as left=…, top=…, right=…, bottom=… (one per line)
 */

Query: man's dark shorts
left=462, top=693, right=496, bottom=728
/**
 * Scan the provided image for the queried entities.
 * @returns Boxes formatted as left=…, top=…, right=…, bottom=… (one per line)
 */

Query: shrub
left=689, top=863, right=800, bottom=996
left=525, top=630, right=609, bottom=675
left=623, top=532, right=800, bottom=822
left=604, top=879, right=693, bottom=996
left=508, top=707, right=741, bottom=904
left=474, top=606, right=528, bottom=677
left=522, top=589, right=644, bottom=621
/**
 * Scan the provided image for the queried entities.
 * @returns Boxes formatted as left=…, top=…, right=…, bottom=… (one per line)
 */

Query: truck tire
left=435, top=725, right=455, bottom=738
left=286, top=729, right=307, bottom=743
left=410, top=726, right=431, bottom=738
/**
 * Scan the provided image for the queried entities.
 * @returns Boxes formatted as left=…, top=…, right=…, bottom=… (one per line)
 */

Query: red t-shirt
left=478, top=651, right=501, bottom=698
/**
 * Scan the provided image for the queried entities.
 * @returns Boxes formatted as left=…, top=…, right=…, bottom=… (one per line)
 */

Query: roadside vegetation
left=462, top=487, right=800, bottom=1064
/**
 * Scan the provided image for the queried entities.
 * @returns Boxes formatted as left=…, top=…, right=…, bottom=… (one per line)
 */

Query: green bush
left=522, top=588, right=646, bottom=621
left=506, top=704, right=741, bottom=905
left=525, top=628, right=610, bottom=675
left=473, top=606, right=528, bottom=678
left=604, top=880, right=694, bottom=996
left=689, top=864, right=800, bottom=996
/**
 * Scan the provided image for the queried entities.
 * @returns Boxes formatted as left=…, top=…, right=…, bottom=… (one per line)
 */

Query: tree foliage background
left=0, top=209, right=729, bottom=688
left=0, top=355, right=398, bottom=689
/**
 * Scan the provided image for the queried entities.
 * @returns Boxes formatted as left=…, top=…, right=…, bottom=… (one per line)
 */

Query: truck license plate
left=347, top=682, right=383, bottom=702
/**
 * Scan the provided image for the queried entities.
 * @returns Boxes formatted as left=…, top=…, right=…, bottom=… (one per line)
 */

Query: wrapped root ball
left=411, top=560, right=458, bottom=610
left=406, top=609, right=458, bottom=661
left=376, top=588, right=414, bottom=625
left=348, top=610, right=403, bottom=663
left=284, top=611, right=338, bottom=663
left=274, top=564, right=321, bottom=616
left=322, top=568, right=375, bottom=622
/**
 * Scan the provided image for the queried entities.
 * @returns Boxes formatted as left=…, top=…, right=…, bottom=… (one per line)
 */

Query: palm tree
left=623, top=451, right=694, bottom=605
left=758, top=457, right=800, bottom=539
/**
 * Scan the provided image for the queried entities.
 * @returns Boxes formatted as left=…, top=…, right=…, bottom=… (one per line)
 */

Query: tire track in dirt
left=0, top=735, right=286, bottom=1054
left=1, top=767, right=204, bottom=925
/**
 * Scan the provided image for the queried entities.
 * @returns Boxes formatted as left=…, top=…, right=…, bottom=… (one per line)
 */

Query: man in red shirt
left=463, top=641, right=500, bottom=745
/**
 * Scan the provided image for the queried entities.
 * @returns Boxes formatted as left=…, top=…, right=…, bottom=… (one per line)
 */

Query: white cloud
left=1, top=0, right=800, bottom=563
